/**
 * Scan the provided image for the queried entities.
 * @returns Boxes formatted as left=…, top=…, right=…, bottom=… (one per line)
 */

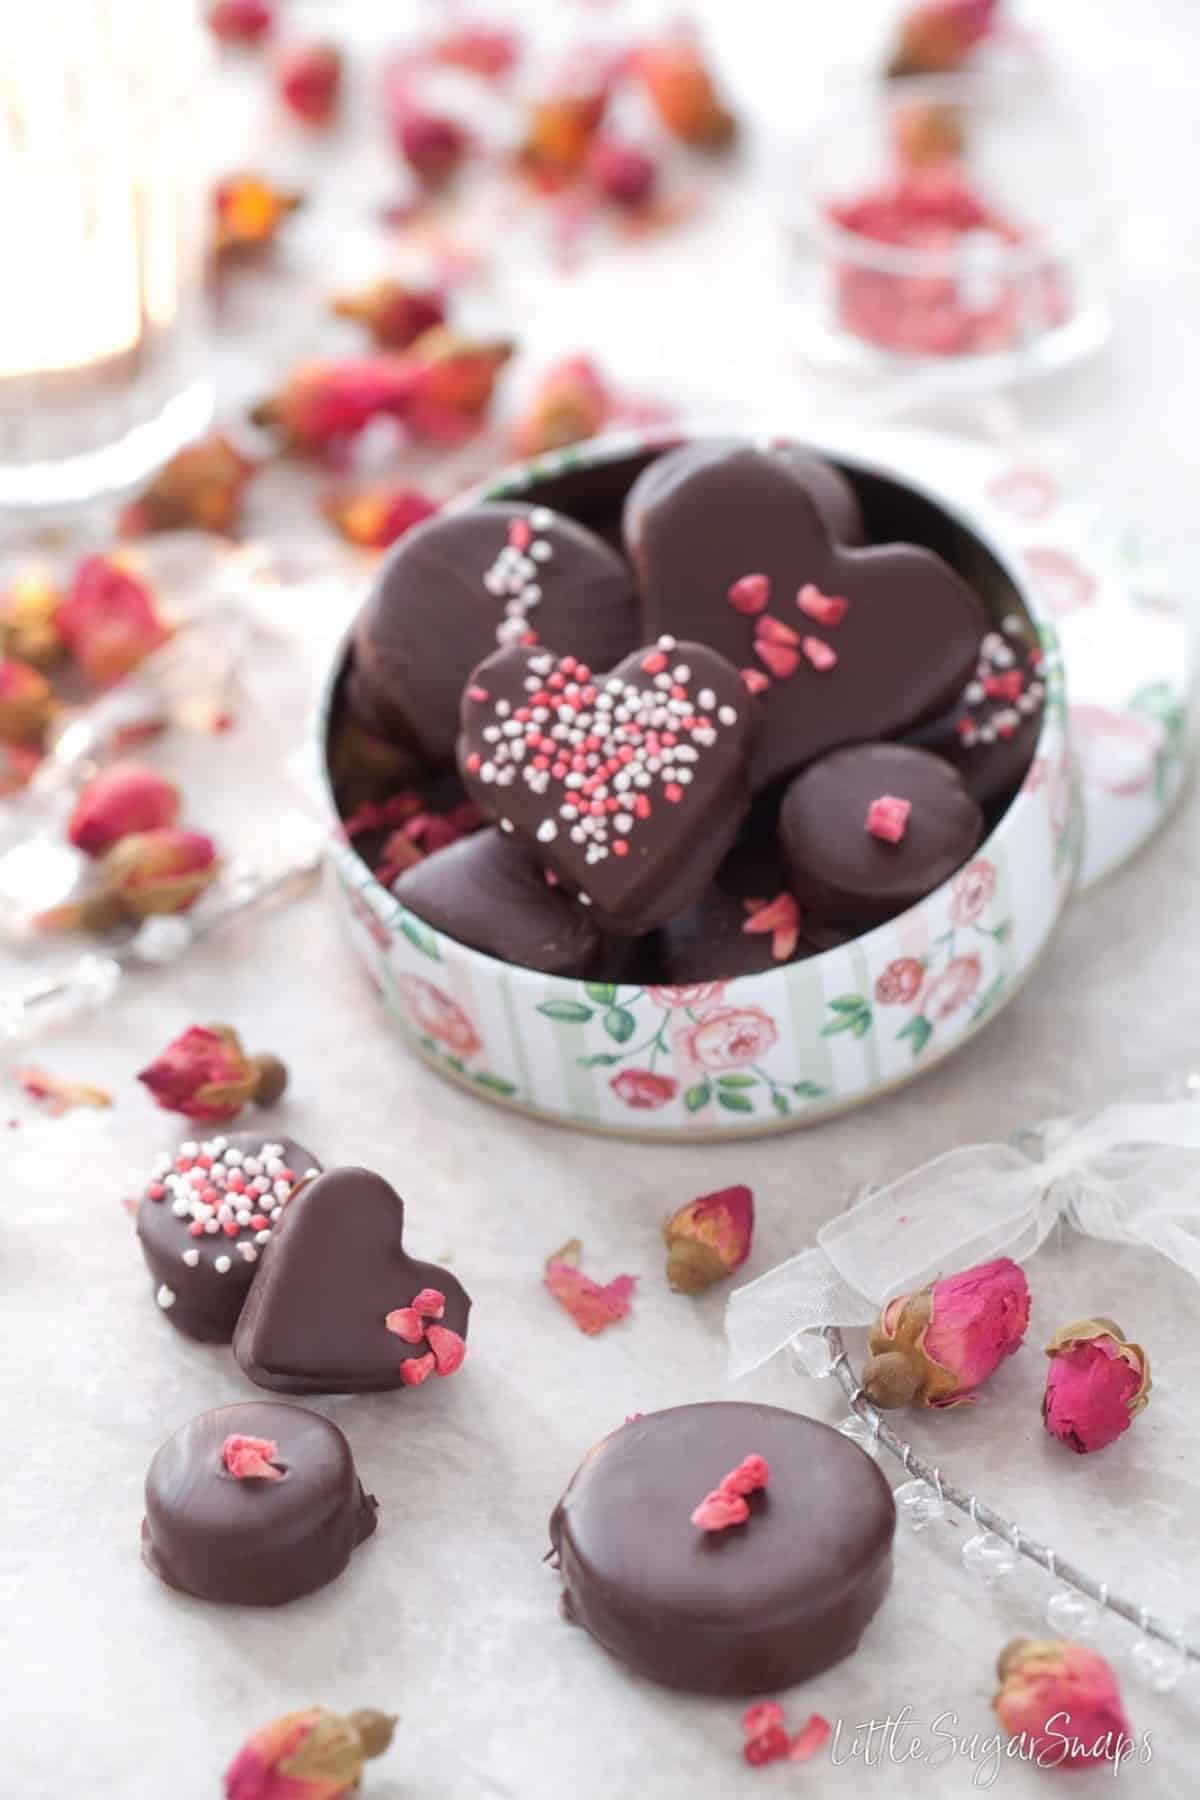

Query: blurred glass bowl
left=786, top=74, right=1111, bottom=389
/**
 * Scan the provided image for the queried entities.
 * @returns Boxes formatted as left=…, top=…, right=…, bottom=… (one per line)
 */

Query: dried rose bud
left=331, top=279, right=447, bottom=350
left=510, top=356, right=612, bottom=458
left=662, top=1184, right=754, bottom=1294
left=432, top=24, right=521, bottom=81
left=278, top=42, right=343, bottom=128
left=322, top=484, right=439, bottom=550
left=994, top=1640, right=1133, bottom=1768
left=863, top=1256, right=1030, bottom=1408
left=586, top=137, right=658, bottom=208
left=521, top=87, right=610, bottom=178
left=397, top=329, right=514, bottom=445
left=213, top=174, right=303, bottom=257
left=224, top=1705, right=396, bottom=1799
left=1042, top=1317, right=1151, bottom=1454
left=1, top=740, right=42, bottom=796
left=888, top=0, right=1000, bottom=78
left=119, top=435, right=256, bottom=538
left=634, top=33, right=736, bottom=148
left=208, top=0, right=273, bottom=47
left=101, top=827, right=218, bottom=919
left=55, top=555, right=170, bottom=687
left=68, top=763, right=180, bottom=857
left=0, top=571, right=65, bottom=666
left=0, top=656, right=54, bottom=744
left=250, top=357, right=415, bottom=452
left=891, top=102, right=967, bottom=168
left=392, top=103, right=471, bottom=186
left=139, top=1023, right=288, bottom=1124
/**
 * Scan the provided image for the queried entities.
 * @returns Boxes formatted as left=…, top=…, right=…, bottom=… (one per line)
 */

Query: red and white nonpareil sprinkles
left=466, top=636, right=741, bottom=870
left=485, top=508, right=556, bottom=649
left=142, top=1137, right=316, bottom=1299
left=956, top=618, right=1046, bottom=750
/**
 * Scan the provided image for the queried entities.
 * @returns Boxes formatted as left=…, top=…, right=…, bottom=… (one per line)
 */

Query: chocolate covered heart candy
left=623, top=437, right=866, bottom=558
left=234, top=1167, right=470, bottom=1394
left=349, top=502, right=639, bottom=763
left=625, top=442, right=985, bottom=791
left=458, top=638, right=758, bottom=934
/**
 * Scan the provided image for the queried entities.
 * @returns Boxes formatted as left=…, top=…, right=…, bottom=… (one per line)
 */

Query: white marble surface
left=3, top=2, right=1200, bottom=1795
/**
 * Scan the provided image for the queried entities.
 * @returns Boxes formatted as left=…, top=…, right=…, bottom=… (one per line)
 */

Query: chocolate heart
left=625, top=442, right=985, bottom=792
left=348, top=502, right=639, bottom=764
left=457, top=638, right=758, bottom=934
left=233, top=1167, right=471, bottom=1394
left=623, top=437, right=866, bottom=556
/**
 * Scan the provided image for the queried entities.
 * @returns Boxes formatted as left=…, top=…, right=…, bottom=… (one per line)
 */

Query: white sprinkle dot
left=214, top=1255, right=232, bottom=1274
left=156, top=1285, right=176, bottom=1310
left=182, top=1250, right=200, bottom=1268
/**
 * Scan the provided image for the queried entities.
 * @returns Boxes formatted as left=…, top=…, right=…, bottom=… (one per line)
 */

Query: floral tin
left=315, top=424, right=1183, bottom=1139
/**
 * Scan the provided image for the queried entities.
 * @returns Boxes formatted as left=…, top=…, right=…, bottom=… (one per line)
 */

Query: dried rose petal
left=322, top=484, right=439, bottom=550
left=221, top=1434, right=284, bottom=1481
left=251, top=357, right=416, bottom=452
left=278, top=42, right=343, bottom=128
left=68, top=763, right=180, bottom=857
left=662, top=1184, right=754, bottom=1294
left=384, top=1307, right=425, bottom=1344
left=511, top=356, right=613, bottom=458
left=789, top=1715, right=832, bottom=1763
left=521, top=85, right=609, bottom=178
left=213, top=173, right=303, bottom=256
left=994, top=1640, right=1132, bottom=1768
left=718, top=1453, right=769, bottom=1497
left=430, top=24, right=521, bottom=81
left=1042, top=1318, right=1151, bottom=1454
left=119, top=435, right=257, bottom=538
left=411, top=1287, right=445, bottom=1319
left=888, top=0, right=1000, bottom=78
left=55, top=556, right=170, bottom=687
left=17, top=1066, right=112, bottom=1118
left=396, top=329, right=514, bottom=446
left=634, top=32, right=736, bottom=148
left=398, top=1352, right=436, bottom=1387
left=587, top=137, right=658, bottom=209
left=690, top=1488, right=749, bottom=1532
left=382, top=65, right=471, bottom=186
left=224, top=1705, right=396, bottom=1799
left=426, top=1323, right=467, bottom=1377
left=208, top=0, right=273, bottom=47
left=864, top=1256, right=1030, bottom=1408
left=741, top=892, right=800, bottom=962
left=544, top=1238, right=636, bottom=1336
left=332, top=279, right=446, bottom=351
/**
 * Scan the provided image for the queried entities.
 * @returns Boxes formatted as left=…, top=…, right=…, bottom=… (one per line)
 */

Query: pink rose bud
left=662, top=1184, right=754, bottom=1294
left=586, top=137, right=658, bottom=208
left=0, top=656, right=54, bottom=744
left=224, top=1705, right=395, bottom=1799
left=138, top=1023, right=287, bottom=1124
left=1042, top=1317, right=1151, bottom=1454
left=102, top=827, right=218, bottom=918
left=993, top=1639, right=1134, bottom=1770
left=55, top=555, right=170, bottom=686
left=331, top=279, right=446, bottom=351
left=278, top=42, right=343, bottom=128
left=510, top=356, right=613, bottom=458
left=208, top=0, right=273, bottom=47
left=395, top=330, right=514, bottom=446
left=387, top=80, right=470, bottom=186
left=250, top=357, right=418, bottom=453
left=0, top=569, right=65, bottom=666
left=888, top=0, right=999, bottom=77
left=634, top=31, right=737, bottom=148
left=68, top=763, right=180, bottom=857
left=863, top=1255, right=1030, bottom=1408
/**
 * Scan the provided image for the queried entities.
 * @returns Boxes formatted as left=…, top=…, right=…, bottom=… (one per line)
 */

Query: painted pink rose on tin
left=679, top=1006, right=779, bottom=1072
left=397, top=976, right=482, bottom=1059
left=922, top=953, right=982, bottom=1022
left=610, top=1069, right=678, bottom=1110
left=950, top=859, right=997, bottom=926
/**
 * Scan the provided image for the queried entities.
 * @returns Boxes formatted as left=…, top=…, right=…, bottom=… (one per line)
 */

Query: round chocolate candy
left=349, top=502, right=639, bottom=765
left=779, top=743, right=983, bottom=934
left=550, top=1402, right=895, bottom=1695
left=905, top=619, right=1046, bottom=811
left=391, top=827, right=625, bottom=979
left=142, top=1401, right=377, bottom=1607
left=135, top=1132, right=321, bottom=1343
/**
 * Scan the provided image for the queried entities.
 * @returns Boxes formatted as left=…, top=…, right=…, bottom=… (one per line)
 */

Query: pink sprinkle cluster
left=690, top=1452, right=770, bottom=1531
left=465, top=637, right=740, bottom=869
left=743, top=1702, right=831, bottom=1768
left=725, top=573, right=849, bottom=689
left=865, top=794, right=912, bottom=843
left=956, top=620, right=1046, bottom=749
left=142, top=1136, right=317, bottom=1275
left=385, top=1287, right=466, bottom=1385
left=221, top=1434, right=285, bottom=1482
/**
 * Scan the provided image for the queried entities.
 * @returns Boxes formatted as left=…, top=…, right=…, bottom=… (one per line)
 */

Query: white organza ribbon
left=726, top=1102, right=1200, bottom=1378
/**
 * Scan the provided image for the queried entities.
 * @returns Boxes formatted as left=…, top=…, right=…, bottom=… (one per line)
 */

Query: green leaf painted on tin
left=536, top=1001, right=594, bottom=1023
left=771, top=1091, right=791, bottom=1118
left=684, top=1082, right=712, bottom=1113
left=585, top=982, right=618, bottom=1005
left=897, top=1015, right=933, bottom=1057
left=716, top=1074, right=757, bottom=1089
left=603, top=1006, right=636, bottom=1044
left=474, top=1072, right=517, bottom=1096
left=578, top=1052, right=623, bottom=1068
left=400, top=917, right=441, bottom=961
left=717, top=1090, right=754, bottom=1115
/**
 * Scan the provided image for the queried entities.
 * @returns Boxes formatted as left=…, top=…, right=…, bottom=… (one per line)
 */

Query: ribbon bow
left=726, top=1102, right=1200, bottom=1378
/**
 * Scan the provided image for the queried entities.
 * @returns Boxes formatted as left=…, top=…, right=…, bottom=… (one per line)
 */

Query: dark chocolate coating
left=142, top=1401, right=377, bottom=1607
left=625, top=443, right=985, bottom=791
left=458, top=640, right=758, bottom=935
left=136, top=1133, right=321, bottom=1344
left=624, top=438, right=866, bottom=557
left=655, top=840, right=821, bottom=982
left=233, top=1167, right=471, bottom=1394
left=780, top=743, right=983, bottom=933
left=550, top=1402, right=895, bottom=1695
left=392, top=827, right=624, bottom=978
left=349, top=503, right=639, bottom=764
left=905, top=624, right=1045, bottom=810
